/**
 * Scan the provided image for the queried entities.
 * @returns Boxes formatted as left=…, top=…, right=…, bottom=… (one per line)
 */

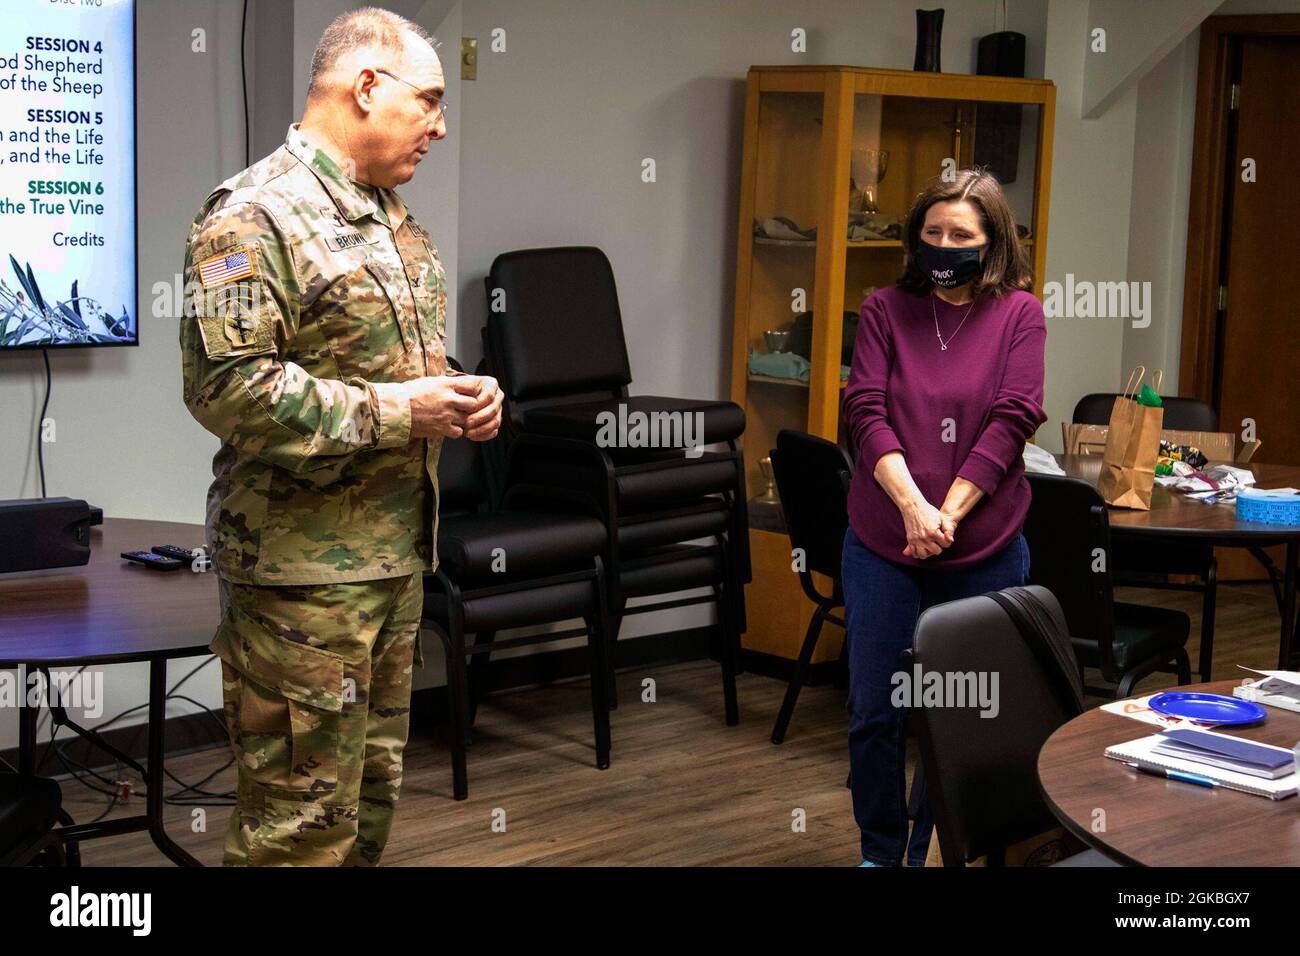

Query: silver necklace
left=931, top=292, right=977, bottom=351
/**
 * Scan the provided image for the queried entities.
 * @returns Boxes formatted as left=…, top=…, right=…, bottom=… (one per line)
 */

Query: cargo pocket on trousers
left=211, top=606, right=347, bottom=796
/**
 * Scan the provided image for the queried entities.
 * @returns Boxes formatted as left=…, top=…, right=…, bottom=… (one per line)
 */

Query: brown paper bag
left=1096, top=367, right=1165, bottom=510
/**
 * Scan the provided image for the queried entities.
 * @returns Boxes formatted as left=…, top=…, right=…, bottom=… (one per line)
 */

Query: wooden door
left=1182, top=25, right=1300, bottom=582
left=1217, top=38, right=1300, bottom=466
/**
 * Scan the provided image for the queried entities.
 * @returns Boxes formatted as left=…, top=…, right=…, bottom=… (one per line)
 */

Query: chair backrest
left=1072, top=393, right=1219, bottom=431
left=484, top=247, right=633, bottom=407
left=769, top=429, right=853, bottom=583
left=437, top=357, right=495, bottom=515
left=909, top=586, right=1082, bottom=865
left=1023, top=473, right=1117, bottom=679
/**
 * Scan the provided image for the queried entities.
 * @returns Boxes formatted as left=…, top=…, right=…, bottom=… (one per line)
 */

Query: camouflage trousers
left=210, top=571, right=424, bottom=866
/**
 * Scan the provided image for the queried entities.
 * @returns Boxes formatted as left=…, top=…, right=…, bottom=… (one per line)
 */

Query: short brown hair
left=307, top=7, right=436, bottom=101
left=897, top=168, right=1032, bottom=298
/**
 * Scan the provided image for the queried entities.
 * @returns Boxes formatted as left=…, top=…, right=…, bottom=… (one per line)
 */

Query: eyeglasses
left=376, top=68, right=449, bottom=122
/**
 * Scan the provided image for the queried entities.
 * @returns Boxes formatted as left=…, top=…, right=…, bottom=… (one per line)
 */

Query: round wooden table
left=1057, top=455, right=1300, bottom=667
left=1038, top=679, right=1300, bottom=866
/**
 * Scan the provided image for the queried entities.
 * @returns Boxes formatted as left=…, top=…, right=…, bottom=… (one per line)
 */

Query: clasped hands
left=899, top=476, right=984, bottom=559
left=900, top=496, right=960, bottom=560
left=407, top=373, right=504, bottom=441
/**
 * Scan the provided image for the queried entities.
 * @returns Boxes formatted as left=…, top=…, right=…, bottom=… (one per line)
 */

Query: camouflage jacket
left=181, top=124, right=448, bottom=585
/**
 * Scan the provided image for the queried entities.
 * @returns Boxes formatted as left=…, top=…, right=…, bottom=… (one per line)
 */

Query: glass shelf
left=748, top=372, right=848, bottom=389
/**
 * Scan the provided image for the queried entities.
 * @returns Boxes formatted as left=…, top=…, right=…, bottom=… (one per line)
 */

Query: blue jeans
left=842, top=525, right=1029, bottom=866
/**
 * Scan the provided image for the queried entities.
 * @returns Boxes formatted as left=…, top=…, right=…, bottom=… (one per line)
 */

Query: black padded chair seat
left=512, top=453, right=739, bottom=512
left=619, top=501, right=729, bottom=552
left=522, top=395, right=745, bottom=448
left=620, top=545, right=725, bottom=599
left=613, top=461, right=738, bottom=512
left=423, top=577, right=597, bottom=632
left=1072, top=603, right=1191, bottom=673
left=0, top=775, right=61, bottom=850
left=436, top=511, right=605, bottom=586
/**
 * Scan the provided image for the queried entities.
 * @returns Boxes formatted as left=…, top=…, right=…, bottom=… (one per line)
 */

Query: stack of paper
left=1106, top=733, right=1299, bottom=799
left=1150, top=728, right=1294, bottom=779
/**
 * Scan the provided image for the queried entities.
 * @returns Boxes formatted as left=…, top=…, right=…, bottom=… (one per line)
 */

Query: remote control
left=121, top=550, right=184, bottom=571
left=152, top=544, right=205, bottom=563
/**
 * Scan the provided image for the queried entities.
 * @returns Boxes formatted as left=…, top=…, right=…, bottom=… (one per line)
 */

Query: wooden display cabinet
left=730, top=65, right=1056, bottom=665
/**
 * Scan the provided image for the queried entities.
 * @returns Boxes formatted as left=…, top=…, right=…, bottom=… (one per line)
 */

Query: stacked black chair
left=1072, top=394, right=1220, bottom=680
left=482, top=246, right=749, bottom=726
left=767, top=429, right=852, bottom=744
left=1024, top=474, right=1192, bottom=697
left=422, top=360, right=613, bottom=800
left=0, top=775, right=71, bottom=865
left=908, top=585, right=1122, bottom=866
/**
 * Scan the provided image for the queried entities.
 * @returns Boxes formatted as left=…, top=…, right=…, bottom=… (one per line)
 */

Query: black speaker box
left=975, top=31, right=1027, bottom=185
left=0, top=497, right=94, bottom=573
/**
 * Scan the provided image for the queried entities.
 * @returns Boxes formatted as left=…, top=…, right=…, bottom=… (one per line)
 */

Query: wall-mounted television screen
left=0, top=0, right=135, bottom=350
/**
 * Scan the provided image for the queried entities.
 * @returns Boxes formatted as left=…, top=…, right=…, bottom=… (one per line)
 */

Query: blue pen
left=1126, top=762, right=1216, bottom=788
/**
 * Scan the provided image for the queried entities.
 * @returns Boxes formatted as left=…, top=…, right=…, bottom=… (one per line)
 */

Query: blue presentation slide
left=0, top=0, right=135, bottom=349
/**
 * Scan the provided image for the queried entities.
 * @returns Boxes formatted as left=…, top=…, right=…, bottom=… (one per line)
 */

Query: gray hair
left=307, top=7, right=436, bottom=100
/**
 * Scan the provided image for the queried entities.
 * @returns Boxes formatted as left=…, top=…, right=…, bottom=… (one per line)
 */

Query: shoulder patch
left=196, top=245, right=258, bottom=288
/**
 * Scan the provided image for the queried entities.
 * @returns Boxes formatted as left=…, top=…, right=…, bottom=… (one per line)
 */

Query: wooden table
left=0, top=517, right=219, bottom=866
left=1039, top=679, right=1300, bottom=866
left=1057, top=455, right=1300, bottom=667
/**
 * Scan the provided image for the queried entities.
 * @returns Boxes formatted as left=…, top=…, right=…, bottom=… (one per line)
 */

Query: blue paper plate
left=1148, top=692, right=1267, bottom=725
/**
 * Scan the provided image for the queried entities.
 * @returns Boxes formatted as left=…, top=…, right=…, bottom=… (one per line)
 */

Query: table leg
left=146, top=658, right=202, bottom=867
left=1279, top=541, right=1298, bottom=670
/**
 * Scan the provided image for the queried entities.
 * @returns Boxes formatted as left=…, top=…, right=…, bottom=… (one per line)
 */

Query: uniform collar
left=285, top=124, right=407, bottom=229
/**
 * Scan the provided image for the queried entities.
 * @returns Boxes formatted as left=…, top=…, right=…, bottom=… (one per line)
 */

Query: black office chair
left=1072, top=394, right=1220, bottom=681
left=1024, top=474, right=1192, bottom=697
left=908, top=586, right=1121, bottom=866
left=482, top=246, right=749, bottom=724
left=0, top=775, right=71, bottom=866
left=767, top=429, right=852, bottom=744
left=1072, top=393, right=1219, bottom=433
left=422, top=360, right=613, bottom=800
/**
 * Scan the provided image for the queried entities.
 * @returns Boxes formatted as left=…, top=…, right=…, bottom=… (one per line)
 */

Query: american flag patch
left=196, top=246, right=257, bottom=288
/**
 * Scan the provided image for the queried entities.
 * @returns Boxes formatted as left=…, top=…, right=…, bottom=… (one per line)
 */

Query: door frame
left=1180, top=15, right=1300, bottom=404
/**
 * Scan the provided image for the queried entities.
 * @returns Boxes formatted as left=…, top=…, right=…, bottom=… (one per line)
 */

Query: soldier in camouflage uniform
left=180, top=9, right=502, bottom=866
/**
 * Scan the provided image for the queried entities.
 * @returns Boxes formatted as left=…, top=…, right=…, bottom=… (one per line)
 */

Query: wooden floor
left=56, top=581, right=1289, bottom=866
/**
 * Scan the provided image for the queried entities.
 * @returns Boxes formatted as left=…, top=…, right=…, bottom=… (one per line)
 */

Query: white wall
left=414, top=0, right=461, bottom=366
left=1034, top=0, right=1136, bottom=448
left=1081, top=0, right=1220, bottom=116
left=1120, top=30, right=1199, bottom=390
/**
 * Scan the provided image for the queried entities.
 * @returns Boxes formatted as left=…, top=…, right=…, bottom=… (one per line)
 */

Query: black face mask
left=915, top=239, right=986, bottom=288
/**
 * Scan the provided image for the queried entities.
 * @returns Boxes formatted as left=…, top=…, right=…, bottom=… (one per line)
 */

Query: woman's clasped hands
left=900, top=496, right=956, bottom=559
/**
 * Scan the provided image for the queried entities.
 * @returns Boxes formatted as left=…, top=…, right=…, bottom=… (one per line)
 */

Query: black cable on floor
left=44, top=658, right=235, bottom=807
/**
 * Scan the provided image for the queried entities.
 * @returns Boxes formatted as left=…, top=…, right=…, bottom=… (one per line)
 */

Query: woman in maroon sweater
left=840, top=169, right=1046, bottom=866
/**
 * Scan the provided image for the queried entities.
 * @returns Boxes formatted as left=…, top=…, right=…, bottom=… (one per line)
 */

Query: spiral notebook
left=1105, top=734, right=1299, bottom=800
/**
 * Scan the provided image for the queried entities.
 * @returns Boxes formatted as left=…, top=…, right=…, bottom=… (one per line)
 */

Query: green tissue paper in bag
left=1137, top=383, right=1163, bottom=407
